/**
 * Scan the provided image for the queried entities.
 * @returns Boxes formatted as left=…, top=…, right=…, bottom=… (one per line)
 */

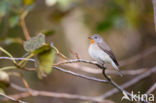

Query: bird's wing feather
left=97, top=42, right=119, bottom=66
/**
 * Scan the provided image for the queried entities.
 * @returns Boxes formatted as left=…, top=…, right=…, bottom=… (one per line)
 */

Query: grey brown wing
left=97, top=42, right=119, bottom=66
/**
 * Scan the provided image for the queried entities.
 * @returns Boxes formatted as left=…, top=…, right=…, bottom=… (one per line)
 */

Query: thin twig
left=0, top=56, right=35, bottom=62
left=20, top=14, right=30, bottom=40
left=54, top=66, right=151, bottom=103
left=69, top=49, right=80, bottom=59
left=8, top=72, right=32, bottom=95
left=53, top=66, right=108, bottom=83
left=0, top=92, right=27, bottom=103
left=97, top=66, right=156, bottom=99
left=4, top=83, right=114, bottom=103
left=54, top=46, right=156, bottom=74
left=54, top=46, right=156, bottom=67
left=152, top=0, right=156, bottom=31
left=0, top=56, right=148, bottom=75
left=54, top=59, right=98, bottom=66
left=52, top=46, right=68, bottom=60
left=20, top=73, right=32, bottom=95
left=146, top=82, right=156, bottom=94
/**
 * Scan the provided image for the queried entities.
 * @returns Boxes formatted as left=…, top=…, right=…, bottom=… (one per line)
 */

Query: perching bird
left=88, top=34, right=123, bottom=76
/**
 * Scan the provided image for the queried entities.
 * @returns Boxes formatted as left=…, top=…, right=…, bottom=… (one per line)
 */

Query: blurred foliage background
left=0, top=0, right=156, bottom=103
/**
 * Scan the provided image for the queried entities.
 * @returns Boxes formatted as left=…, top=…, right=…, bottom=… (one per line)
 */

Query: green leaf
left=42, top=29, right=55, bottom=36
left=31, top=44, right=51, bottom=55
left=37, top=48, right=55, bottom=79
left=24, top=33, right=46, bottom=52
left=9, top=15, right=20, bottom=27
left=23, top=33, right=56, bottom=79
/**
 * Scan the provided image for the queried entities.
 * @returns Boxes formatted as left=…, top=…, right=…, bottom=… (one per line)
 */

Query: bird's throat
left=90, top=39, right=95, bottom=44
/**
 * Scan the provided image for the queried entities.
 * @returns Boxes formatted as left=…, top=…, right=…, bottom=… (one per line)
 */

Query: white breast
left=88, top=44, right=112, bottom=64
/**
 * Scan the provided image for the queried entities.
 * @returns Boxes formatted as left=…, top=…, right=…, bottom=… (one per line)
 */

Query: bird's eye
left=94, top=36, right=97, bottom=39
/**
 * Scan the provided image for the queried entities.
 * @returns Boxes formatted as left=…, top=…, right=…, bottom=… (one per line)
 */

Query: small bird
left=88, top=34, right=123, bottom=76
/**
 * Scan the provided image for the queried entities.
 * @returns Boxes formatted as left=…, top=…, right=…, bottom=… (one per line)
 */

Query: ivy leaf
left=24, top=33, right=46, bottom=52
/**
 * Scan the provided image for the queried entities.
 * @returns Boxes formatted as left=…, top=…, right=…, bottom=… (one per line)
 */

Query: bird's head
left=88, top=34, right=103, bottom=44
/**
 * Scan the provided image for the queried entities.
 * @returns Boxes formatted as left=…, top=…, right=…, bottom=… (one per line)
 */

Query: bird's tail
left=112, top=62, right=123, bottom=77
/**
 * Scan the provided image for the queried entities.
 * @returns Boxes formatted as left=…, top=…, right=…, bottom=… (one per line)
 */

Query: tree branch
left=20, top=14, right=30, bottom=40
left=0, top=45, right=155, bottom=103
left=146, top=82, right=156, bottom=94
left=54, top=46, right=156, bottom=75
left=53, top=66, right=108, bottom=83
left=0, top=56, right=35, bottom=62
left=0, top=92, right=27, bottom=103
left=0, top=83, right=115, bottom=103
left=97, top=66, right=156, bottom=99
left=0, top=56, right=148, bottom=75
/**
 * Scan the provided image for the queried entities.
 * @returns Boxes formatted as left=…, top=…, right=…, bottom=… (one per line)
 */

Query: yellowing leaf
left=31, top=44, right=51, bottom=55
left=37, top=48, right=55, bottom=79
left=23, top=0, right=34, bottom=5
left=0, top=88, right=5, bottom=94
left=23, top=33, right=56, bottom=79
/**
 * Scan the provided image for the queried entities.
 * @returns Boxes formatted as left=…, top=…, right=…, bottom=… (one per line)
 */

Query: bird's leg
left=101, top=63, right=112, bottom=82
left=96, top=63, right=106, bottom=69
left=97, top=63, right=111, bottom=81
left=102, top=68, right=111, bottom=81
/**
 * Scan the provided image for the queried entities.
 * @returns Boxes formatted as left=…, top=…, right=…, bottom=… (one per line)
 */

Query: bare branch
left=0, top=46, right=155, bottom=103
left=20, top=13, right=30, bottom=40
left=5, top=83, right=114, bottom=103
left=152, top=0, right=156, bottom=31
left=53, top=66, right=108, bottom=83
left=146, top=82, right=156, bottom=94
left=0, top=92, right=27, bottom=103
left=1, top=45, right=155, bottom=75
left=54, top=59, right=98, bottom=66
left=0, top=56, right=148, bottom=75
left=0, top=57, right=35, bottom=62
left=97, top=66, right=156, bottom=99
left=52, top=46, right=69, bottom=60
left=54, top=46, right=156, bottom=75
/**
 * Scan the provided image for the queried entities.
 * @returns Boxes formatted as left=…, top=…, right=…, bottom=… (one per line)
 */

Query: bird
left=88, top=34, right=123, bottom=76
